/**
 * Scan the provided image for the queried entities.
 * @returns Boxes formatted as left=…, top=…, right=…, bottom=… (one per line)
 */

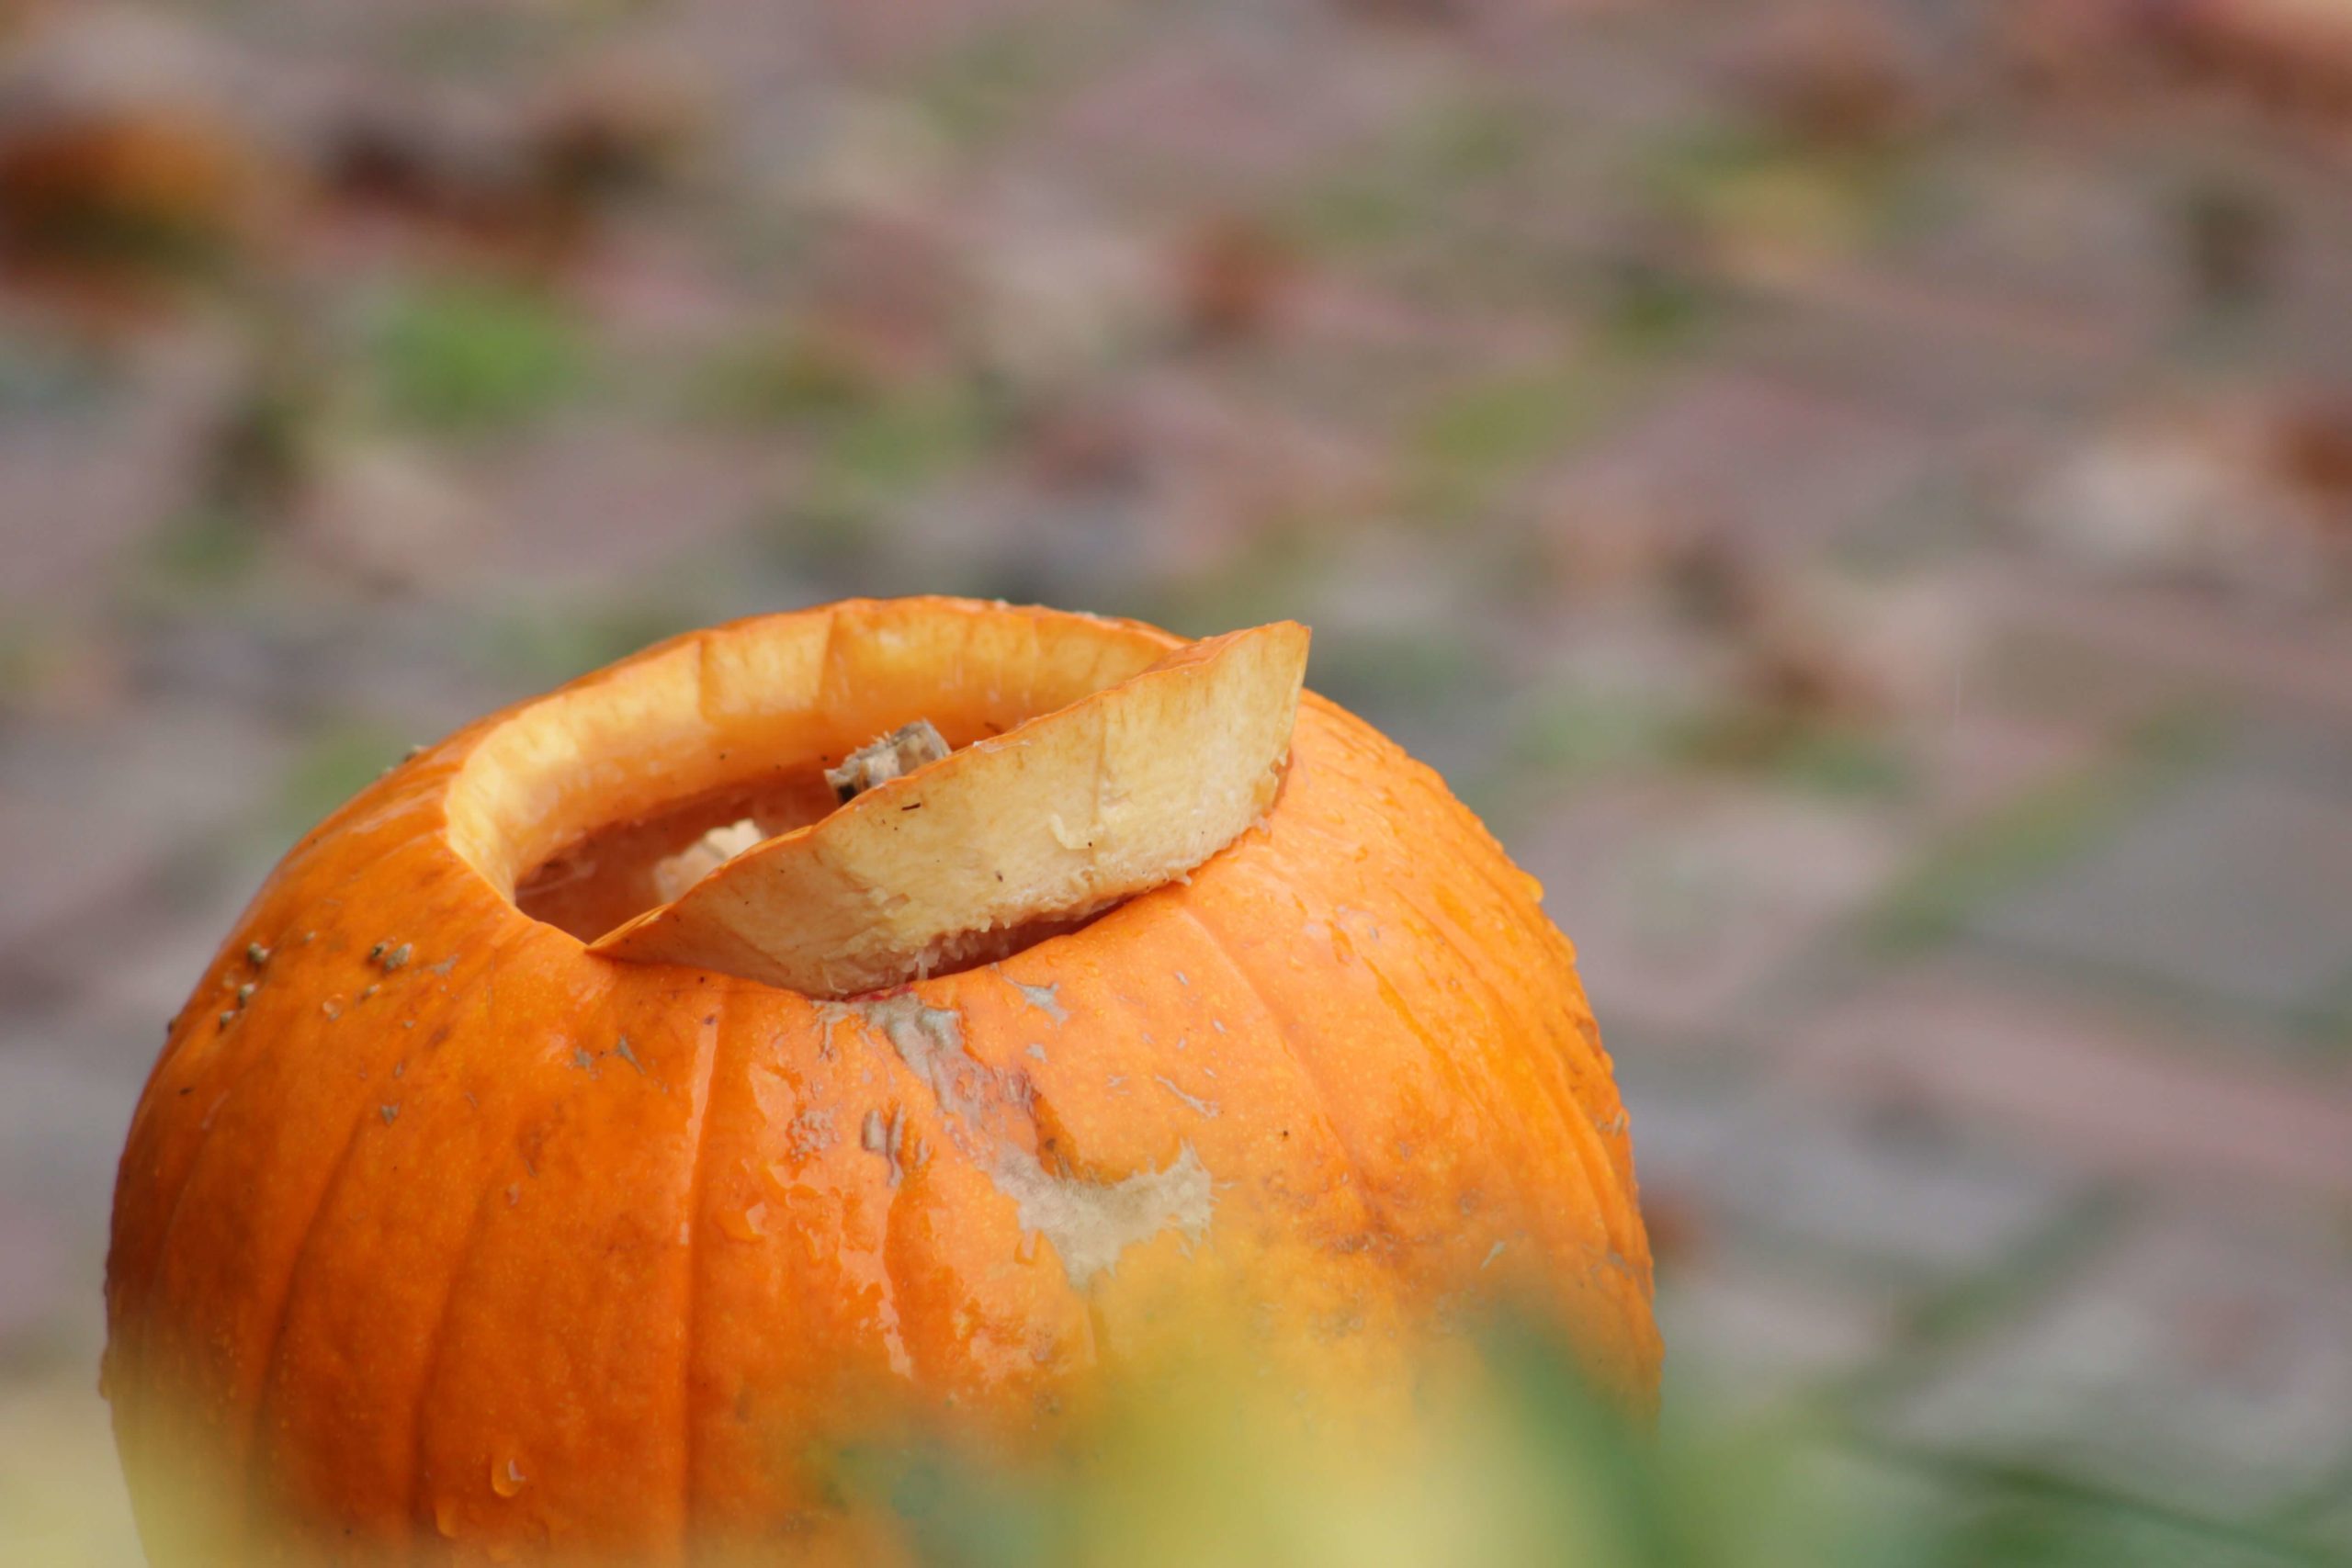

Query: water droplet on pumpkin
left=492, top=1457, right=526, bottom=1498
left=435, top=1498, right=460, bottom=1538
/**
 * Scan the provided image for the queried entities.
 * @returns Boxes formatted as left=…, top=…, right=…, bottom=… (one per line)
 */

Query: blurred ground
left=5, top=0, right=2352, bottom=1562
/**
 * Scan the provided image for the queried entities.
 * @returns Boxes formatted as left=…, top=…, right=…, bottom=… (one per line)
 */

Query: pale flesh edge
left=589, top=622, right=1310, bottom=997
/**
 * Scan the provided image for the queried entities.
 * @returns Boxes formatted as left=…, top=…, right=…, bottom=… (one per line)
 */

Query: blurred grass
left=1863, top=708, right=2224, bottom=953
left=365, top=279, right=590, bottom=435
left=808, top=1315, right=2329, bottom=1568
left=276, top=717, right=420, bottom=839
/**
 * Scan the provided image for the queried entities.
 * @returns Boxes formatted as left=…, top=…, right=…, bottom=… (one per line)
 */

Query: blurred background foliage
left=6, top=0, right=2352, bottom=1562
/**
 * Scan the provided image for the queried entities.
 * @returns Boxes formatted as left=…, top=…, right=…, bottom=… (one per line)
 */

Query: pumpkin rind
left=104, top=596, right=1657, bottom=1564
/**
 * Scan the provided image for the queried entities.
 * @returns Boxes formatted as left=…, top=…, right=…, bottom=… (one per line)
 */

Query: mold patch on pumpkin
left=852, top=997, right=986, bottom=1128
left=860, top=1106, right=906, bottom=1186
left=989, top=1143, right=1213, bottom=1290
left=845, top=994, right=1039, bottom=1159
left=1011, top=979, right=1068, bottom=1022
left=839, top=991, right=1216, bottom=1285
left=1154, top=1075, right=1219, bottom=1119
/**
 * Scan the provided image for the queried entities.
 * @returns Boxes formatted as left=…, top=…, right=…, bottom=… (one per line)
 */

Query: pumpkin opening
left=590, top=618, right=1309, bottom=995
left=514, top=761, right=1101, bottom=976
left=446, top=600, right=1306, bottom=996
left=511, top=766, right=845, bottom=944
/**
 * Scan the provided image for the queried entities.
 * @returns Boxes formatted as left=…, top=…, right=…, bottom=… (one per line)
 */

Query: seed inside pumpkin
left=823, top=719, right=950, bottom=803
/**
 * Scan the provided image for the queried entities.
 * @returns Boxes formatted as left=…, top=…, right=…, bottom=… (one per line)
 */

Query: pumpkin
left=105, top=596, right=1657, bottom=1563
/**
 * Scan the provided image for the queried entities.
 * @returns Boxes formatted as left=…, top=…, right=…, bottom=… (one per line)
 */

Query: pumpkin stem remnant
left=590, top=622, right=1310, bottom=997
left=826, top=720, right=950, bottom=804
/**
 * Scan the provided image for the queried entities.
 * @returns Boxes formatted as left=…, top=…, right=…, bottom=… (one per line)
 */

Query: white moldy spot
left=813, top=1001, right=854, bottom=1060
left=1012, top=979, right=1069, bottom=1023
left=861, top=1106, right=906, bottom=1186
left=989, top=1145, right=1214, bottom=1291
left=842, top=992, right=1217, bottom=1286
left=789, top=1107, right=836, bottom=1156
left=853, top=995, right=989, bottom=1134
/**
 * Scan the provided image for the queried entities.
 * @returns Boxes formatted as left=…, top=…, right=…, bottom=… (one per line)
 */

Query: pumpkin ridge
left=1230, top=842, right=1577, bottom=1291
left=125, top=840, right=421, bottom=1359
left=1270, top=722, right=1645, bottom=1276
left=396, top=1099, right=520, bottom=1557
left=1172, top=901, right=1401, bottom=1264
left=115, top=1012, right=249, bottom=1462
left=337, top=917, right=537, bottom=1551
left=1234, top=848, right=1559, bottom=1290
left=673, top=987, right=729, bottom=1562
left=1154, top=902, right=1382, bottom=1255
left=1370, top=815, right=1646, bottom=1279
left=137, top=884, right=481, bottom=1544
left=116, top=902, right=315, bottom=1514
left=1357, top=865, right=1630, bottom=1284
left=873, top=1101, right=926, bottom=1385
left=1239, top=719, right=1647, bottom=1321
left=238, top=987, right=441, bottom=1551
left=248, top=911, right=538, bottom=1551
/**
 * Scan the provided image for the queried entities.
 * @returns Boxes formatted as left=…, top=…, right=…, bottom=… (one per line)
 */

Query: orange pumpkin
left=105, top=596, right=1657, bottom=1563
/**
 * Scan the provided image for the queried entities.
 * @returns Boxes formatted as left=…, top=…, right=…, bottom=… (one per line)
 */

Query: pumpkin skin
left=105, top=597, right=1657, bottom=1565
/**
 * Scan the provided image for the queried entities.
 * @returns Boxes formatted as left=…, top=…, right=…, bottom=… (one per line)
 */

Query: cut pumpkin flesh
left=590, top=621, right=1309, bottom=996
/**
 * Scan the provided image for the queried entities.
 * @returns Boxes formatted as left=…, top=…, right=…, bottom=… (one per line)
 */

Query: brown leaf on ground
left=1177, top=215, right=1297, bottom=344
